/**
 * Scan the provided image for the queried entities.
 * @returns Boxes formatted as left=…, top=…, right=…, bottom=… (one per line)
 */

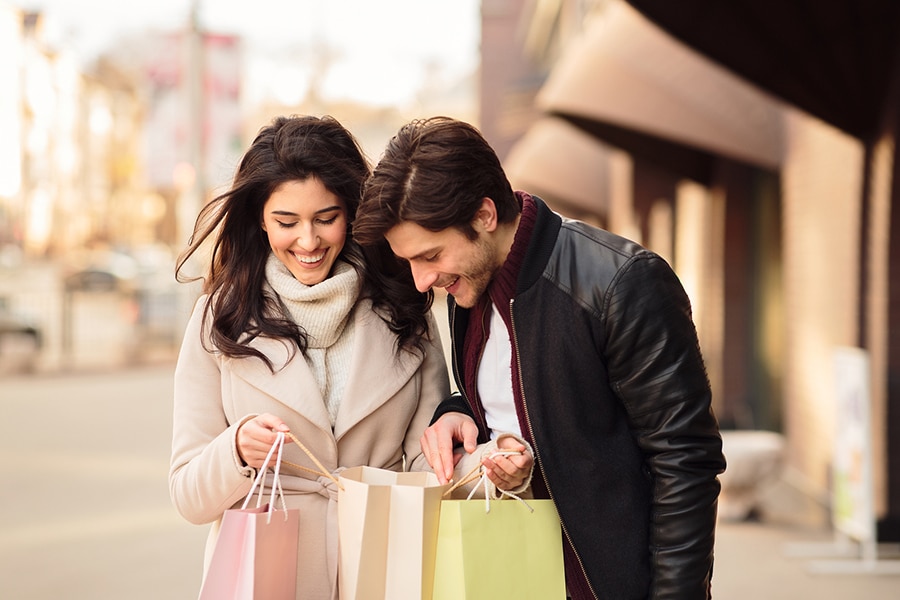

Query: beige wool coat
left=169, top=295, right=450, bottom=600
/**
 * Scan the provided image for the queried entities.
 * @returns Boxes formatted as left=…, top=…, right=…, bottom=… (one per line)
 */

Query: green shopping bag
left=432, top=497, right=567, bottom=599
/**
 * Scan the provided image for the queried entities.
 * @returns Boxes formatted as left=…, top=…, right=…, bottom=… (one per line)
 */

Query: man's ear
left=472, top=197, right=498, bottom=233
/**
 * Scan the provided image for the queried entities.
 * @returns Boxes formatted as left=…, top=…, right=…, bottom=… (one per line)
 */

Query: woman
left=168, top=115, right=450, bottom=599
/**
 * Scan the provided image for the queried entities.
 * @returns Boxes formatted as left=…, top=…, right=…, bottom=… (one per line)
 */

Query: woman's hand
left=236, top=413, right=290, bottom=469
left=482, top=436, right=533, bottom=492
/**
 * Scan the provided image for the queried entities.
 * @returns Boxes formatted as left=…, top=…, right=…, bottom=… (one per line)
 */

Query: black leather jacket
left=434, top=197, right=726, bottom=599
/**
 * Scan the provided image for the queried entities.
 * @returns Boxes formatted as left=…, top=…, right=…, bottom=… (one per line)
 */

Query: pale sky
left=12, top=0, right=481, bottom=107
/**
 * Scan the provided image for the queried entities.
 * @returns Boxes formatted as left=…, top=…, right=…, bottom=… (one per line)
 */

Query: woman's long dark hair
left=176, top=115, right=433, bottom=370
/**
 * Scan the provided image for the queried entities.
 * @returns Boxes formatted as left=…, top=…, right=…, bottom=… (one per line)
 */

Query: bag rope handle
left=279, top=430, right=345, bottom=491
left=443, top=450, right=524, bottom=496
left=443, top=462, right=484, bottom=497
left=443, top=450, right=533, bottom=513
left=241, top=431, right=290, bottom=522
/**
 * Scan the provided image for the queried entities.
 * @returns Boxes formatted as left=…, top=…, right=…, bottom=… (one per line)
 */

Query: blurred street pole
left=189, top=0, right=206, bottom=207
left=175, top=0, right=207, bottom=334
left=178, top=0, right=205, bottom=249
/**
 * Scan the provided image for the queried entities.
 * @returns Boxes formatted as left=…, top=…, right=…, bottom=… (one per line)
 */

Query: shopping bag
left=432, top=475, right=567, bottom=599
left=337, top=465, right=448, bottom=600
left=199, top=432, right=300, bottom=600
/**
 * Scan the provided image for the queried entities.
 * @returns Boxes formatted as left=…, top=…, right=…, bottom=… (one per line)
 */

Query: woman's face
left=262, top=178, right=348, bottom=285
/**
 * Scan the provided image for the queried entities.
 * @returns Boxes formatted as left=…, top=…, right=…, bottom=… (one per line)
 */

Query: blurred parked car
left=0, top=307, right=41, bottom=374
left=64, top=268, right=128, bottom=293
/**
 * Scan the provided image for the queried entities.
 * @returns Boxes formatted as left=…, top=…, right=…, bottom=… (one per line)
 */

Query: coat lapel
left=222, top=301, right=424, bottom=439
left=225, top=336, right=334, bottom=433
left=333, top=304, right=423, bottom=438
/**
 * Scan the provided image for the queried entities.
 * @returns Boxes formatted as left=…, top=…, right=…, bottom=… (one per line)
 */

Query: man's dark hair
left=354, top=116, right=519, bottom=244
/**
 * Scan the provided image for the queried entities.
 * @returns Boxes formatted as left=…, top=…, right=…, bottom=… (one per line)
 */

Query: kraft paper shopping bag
left=337, top=466, right=448, bottom=600
left=199, top=432, right=300, bottom=600
left=432, top=498, right=567, bottom=600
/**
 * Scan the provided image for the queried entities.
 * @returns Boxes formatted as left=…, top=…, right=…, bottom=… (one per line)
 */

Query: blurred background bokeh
left=2, top=0, right=900, bottom=597
left=0, top=0, right=480, bottom=374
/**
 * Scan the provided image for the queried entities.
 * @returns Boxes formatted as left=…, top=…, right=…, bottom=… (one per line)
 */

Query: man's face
left=384, top=221, right=497, bottom=308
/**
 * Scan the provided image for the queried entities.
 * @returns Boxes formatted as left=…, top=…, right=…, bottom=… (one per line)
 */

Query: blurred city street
left=1, top=363, right=897, bottom=599
left=0, top=364, right=207, bottom=600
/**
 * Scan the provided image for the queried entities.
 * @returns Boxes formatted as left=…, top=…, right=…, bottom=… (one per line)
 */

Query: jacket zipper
left=510, top=298, right=599, bottom=600
left=449, top=302, right=490, bottom=436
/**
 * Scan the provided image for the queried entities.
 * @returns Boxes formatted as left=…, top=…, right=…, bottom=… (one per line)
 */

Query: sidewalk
left=711, top=479, right=899, bottom=599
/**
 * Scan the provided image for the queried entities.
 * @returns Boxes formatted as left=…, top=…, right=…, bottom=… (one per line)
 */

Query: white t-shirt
left=477, top=301, right=521, bottom=439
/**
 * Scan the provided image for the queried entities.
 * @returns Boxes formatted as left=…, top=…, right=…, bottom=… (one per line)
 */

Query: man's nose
left=409, top=262, right=438, bottom=293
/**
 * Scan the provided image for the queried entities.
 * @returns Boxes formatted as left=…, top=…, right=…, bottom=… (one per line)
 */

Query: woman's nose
left=295, top=225, right=319, bottom=251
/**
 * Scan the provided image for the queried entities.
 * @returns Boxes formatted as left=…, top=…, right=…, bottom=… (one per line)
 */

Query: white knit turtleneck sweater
left=265, top=253, right=361, bottom=426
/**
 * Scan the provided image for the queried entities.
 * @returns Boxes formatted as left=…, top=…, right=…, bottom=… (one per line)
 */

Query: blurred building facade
left=480, top=0, right=900, bottom=541
left=0, top=5, right=235, bottom=371
left=0, top=8, right=149, bottom=260
left=0, top=5, right=142, bottom=371
left=0, top=2, right=479, bottom=374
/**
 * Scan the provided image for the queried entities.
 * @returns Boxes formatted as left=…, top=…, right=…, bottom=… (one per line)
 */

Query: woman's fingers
left=237, top=414, right=290, bottom=468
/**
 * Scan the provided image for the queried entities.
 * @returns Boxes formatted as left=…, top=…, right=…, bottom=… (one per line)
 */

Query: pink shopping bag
left=199, top=432, right=300, bottom=600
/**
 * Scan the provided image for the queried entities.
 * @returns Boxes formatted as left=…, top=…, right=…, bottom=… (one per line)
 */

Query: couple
left=168, top=115, right=726, bottom=600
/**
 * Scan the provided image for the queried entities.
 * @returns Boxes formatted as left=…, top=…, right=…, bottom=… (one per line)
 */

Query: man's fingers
left=460, top=420, right=479, bottom=453
left=420, top=426, right=453, bottom=484
left=421, top=413, right=480, bottom=484
left=438, top=434, right=457, bottom=483
left=485, top=465, right=518, bottom=489
left=482, top=450, right=533, bottom=491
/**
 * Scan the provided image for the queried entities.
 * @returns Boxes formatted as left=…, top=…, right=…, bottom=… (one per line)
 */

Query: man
left=353, top=116, right=726, bottom=599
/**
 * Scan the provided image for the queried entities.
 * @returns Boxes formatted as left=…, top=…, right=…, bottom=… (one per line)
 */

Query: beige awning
left=504, top=116, right=610, bottom=221
left=536, top=1, right=785, bottom=170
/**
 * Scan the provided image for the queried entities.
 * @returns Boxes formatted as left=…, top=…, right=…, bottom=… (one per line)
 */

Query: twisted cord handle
left=280, top=431, right=344, bottom=491
left=443, top=462, right=484, bottom=497
left=241, top=431, right=290, bottom=522
left=442, top=450, right=532, bottom=513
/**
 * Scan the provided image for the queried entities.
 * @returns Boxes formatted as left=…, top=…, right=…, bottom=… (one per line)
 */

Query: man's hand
left=420, top=413, right=479, bottom=484
left=482, top=436, right=533, bottom=491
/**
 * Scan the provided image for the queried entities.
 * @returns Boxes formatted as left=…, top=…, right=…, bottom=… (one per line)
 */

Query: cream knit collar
left=264, top=253, right=361, bottom=349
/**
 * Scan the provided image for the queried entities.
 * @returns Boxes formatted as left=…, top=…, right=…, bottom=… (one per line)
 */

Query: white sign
left=831, top=346, right=874, bottom=544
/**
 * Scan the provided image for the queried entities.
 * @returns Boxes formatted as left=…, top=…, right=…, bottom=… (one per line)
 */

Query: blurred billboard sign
left=799, top=347, right=900, bottom=573
left=831, top=346, right=874, bottom=544
left=143, top=31, right=242, bottom=194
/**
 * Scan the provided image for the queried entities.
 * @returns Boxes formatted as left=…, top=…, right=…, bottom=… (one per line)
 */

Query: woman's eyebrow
left=270, top=205, right=342, bottom=217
